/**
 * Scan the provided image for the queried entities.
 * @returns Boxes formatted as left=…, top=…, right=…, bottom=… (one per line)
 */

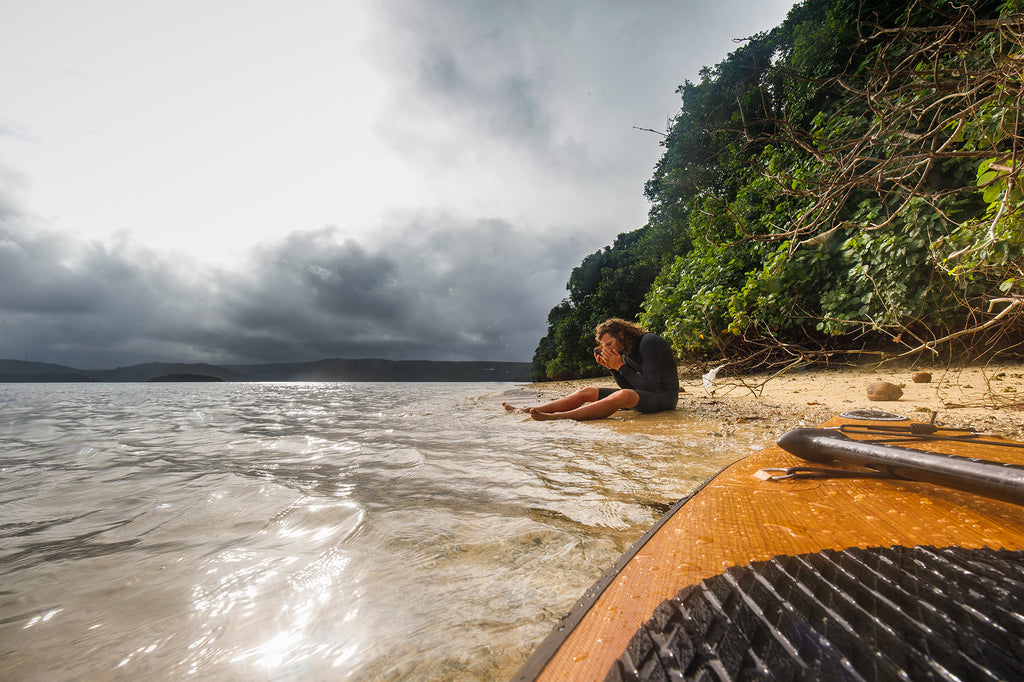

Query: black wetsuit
left=597, top=332, right=679, bottom=413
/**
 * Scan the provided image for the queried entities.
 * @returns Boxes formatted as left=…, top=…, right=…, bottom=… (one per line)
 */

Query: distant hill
left=0, top=360, right=99, bottom=382
left=224, top=358, right=532, bottom=382
left=87, top=362, right=246, bottom=382
left=0, top=358, right=532, bottom=383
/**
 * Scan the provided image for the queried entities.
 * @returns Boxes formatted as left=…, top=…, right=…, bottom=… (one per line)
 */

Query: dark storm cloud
left=0, top=197, right=221, bottom=367
left=220, top=215, right=588, bottom=363
left=0, top=188, right=588, bottom=367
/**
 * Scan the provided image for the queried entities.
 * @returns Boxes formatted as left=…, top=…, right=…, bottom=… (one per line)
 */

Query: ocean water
left=0, top=382, right=766, bottom=681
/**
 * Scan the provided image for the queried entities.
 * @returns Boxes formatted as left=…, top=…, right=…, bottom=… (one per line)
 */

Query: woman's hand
left=594, top=347, right=624, bottom=371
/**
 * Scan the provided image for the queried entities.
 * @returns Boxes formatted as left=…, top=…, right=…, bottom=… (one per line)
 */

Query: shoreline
left=514, top=362, right=1024, bottom=440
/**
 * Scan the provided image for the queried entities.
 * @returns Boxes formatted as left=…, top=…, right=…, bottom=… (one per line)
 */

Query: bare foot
left=529, top=409, right=561, bottom=421
left=502, top=402, right=532, bottom=414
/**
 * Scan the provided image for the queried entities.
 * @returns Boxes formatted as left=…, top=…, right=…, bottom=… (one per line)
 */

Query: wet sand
left=514, top=362, right=1024, bottom=440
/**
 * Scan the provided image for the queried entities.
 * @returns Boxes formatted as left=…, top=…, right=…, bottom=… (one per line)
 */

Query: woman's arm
left=612, top=335, right=664, bottom=393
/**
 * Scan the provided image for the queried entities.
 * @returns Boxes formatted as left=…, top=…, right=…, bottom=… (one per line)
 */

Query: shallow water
left=0, top=382, right=769, bottom=680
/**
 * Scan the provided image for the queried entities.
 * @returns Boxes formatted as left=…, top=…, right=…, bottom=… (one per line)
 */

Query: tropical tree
left=533, top=0, right=1024, bottom=379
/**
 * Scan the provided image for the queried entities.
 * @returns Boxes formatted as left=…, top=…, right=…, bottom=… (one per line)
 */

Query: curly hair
left=594, top=318, right=647, bottom=354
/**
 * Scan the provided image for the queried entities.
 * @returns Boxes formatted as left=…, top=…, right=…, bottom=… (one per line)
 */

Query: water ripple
left=0, top=381, right=751, bottom=680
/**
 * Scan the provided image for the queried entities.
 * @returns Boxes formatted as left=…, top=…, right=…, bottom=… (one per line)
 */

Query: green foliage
left=532, top=0, right=1024, bottom=379
left=531, top=226, right=677, bottom=380
left=940, top=156, right=1024, bottom=298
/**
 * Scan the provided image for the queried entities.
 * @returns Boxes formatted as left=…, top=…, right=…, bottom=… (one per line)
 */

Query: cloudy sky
left=1, top=0, right=796, bottom=369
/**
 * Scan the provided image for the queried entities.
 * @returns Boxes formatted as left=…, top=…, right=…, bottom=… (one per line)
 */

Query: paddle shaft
left=777, top=428, right=1024, bottom=507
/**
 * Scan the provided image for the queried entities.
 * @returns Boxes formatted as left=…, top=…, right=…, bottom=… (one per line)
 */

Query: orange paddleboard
left=515, top=410, right=1024, bottom=680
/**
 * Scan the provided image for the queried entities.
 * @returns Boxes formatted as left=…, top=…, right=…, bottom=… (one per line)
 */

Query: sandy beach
left=513, top=361, right=1024, bottom=440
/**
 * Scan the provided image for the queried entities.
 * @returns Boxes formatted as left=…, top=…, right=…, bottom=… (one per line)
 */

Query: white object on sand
left=702, top=364, right=726, bottom=388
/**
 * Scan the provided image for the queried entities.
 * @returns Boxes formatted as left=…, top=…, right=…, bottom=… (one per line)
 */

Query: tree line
left=533, top=0, right=1024, bottom=381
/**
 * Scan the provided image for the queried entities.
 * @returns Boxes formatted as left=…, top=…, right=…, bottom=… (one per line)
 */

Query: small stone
left=867, top=381, right=903, bottom=401
left=911, top=371, right=931, bottom=383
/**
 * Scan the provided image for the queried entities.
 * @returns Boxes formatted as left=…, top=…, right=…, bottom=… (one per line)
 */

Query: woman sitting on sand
left=504, top=318, right=679, bottom=421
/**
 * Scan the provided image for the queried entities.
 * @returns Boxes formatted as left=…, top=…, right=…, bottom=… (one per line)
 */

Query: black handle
left=777, top=428, right=1024, bottom=507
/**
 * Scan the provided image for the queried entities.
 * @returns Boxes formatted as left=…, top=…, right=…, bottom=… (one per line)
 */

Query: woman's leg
left=530, top=389, right=639, bottom=421
left=503, top=387, right=603, bottom=414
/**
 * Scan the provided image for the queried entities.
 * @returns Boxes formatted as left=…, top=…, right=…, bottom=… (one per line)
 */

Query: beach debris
left=867, top=381, right=903, bottom=401
left=911, top=371, right=932, bottom=383
left=702, top=363, right=726, bottom=388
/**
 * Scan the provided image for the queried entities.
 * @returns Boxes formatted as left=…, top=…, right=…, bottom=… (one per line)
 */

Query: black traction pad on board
left=607, top=545, right=1024, bottom=681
